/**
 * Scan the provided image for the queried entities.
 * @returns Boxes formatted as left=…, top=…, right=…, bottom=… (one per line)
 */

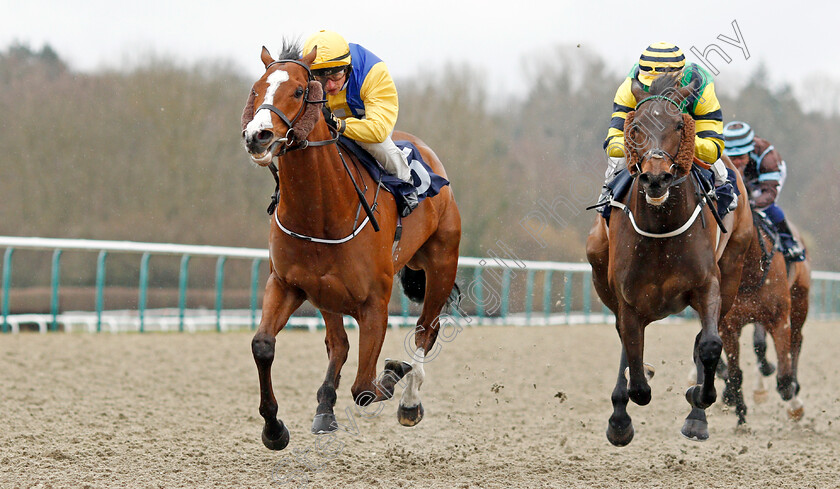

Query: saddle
left=338, top=136, right=450, bottom=217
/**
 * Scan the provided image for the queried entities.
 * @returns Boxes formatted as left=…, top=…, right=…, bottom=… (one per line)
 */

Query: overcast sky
left=2, top=0, right=837, bottom=110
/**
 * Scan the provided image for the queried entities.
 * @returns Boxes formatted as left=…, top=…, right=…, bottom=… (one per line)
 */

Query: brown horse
left=718, top=214, right=810, bottom=424
left=240, top=42, right=461, bottom=450
left=586, top=75, right=753, bottom=445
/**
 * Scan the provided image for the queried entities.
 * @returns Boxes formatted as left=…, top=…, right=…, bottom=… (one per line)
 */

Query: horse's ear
left=630, top=78, right=645, bottom=106
left=673, top=83, right=694, bottom=105
left=261, top=46, right=274, bottom=68
left=301, top=46, right=317, bottom=67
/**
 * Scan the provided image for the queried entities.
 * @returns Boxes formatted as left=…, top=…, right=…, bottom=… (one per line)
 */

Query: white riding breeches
left=710, top=159, right=728, bottom=186
left=357, top=134, right=412, bottom=183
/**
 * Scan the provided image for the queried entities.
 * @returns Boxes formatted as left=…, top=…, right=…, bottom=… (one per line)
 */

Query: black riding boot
left=775, top=219, right=805, bottom=262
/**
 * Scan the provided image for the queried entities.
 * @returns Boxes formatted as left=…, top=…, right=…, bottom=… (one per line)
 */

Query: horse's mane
left=648, top=73, right=680, bottom=96
left=278, top=38, right=302, bottom=61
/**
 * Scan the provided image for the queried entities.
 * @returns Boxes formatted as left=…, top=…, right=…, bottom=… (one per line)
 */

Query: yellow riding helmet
left=638, top=42, right=685, bottom=85
left=303, top=30, right=352, bottom=75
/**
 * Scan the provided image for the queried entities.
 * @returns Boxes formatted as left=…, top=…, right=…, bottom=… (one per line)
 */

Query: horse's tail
left=399, top=267, right=427, bottom=303
left=398, top=267, right=462, bottom=312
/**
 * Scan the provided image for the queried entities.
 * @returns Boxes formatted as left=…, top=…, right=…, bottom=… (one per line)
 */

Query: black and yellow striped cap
left=638, top=42, right=685, bottom=84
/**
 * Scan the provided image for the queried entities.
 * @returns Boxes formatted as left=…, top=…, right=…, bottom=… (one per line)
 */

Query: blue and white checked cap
left=723, top=121, right=755, bottom=156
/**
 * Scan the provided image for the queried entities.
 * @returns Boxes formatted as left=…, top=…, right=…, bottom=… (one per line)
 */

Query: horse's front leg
left=719, top=316, right=747, bottom=425
left=311, top=311, right=350, bottom=434
left=683, top=279, right=723, bottom=441
left=753, top=323, right=776, bottom=376
left=617, top=305, right=651, bottom=406
left=351, top=298, right=411, bottom=408
left=607, top=348, right=633, bottom=446
left=252, top=273, right=305, bottom=450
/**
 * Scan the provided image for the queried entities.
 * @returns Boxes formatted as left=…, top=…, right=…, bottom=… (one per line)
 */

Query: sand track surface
left=1, top=322, right=839, bottom=488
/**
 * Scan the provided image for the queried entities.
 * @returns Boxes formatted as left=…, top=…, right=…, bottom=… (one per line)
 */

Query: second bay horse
left=718, top=213, right=811, bottom=424
left=586, top=74, right=753, bottom=445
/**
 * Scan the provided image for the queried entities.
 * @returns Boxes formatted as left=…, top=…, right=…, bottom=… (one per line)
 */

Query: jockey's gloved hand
left=322, top=107, right=345, bottom=134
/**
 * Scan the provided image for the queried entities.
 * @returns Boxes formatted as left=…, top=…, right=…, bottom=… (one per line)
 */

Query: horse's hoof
left=787, top=399, right=805, bottom=421
left=606, top=421, right=634, bottom=447
left=753, top=389, right=769, bottom=404
left=680, top=418, right=709, bottom=442
left=398, top=403, right=424, bottom=427
left=262, top=422, right=290, bottom=451
left=311, top=413, right=338, bottom=434
left=788, top=406, right=804, bottom=421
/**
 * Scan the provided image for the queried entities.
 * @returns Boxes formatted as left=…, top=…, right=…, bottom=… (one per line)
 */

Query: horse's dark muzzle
left=639, top=172, right=674, bottom=198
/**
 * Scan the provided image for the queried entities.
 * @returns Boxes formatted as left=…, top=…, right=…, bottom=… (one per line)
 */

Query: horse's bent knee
left=252, top=333, right=276, bottom=363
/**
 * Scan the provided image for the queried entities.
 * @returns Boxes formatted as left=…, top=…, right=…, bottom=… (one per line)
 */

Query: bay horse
left=717, top=213, right=810, bottom=424
left=240, top=42, right=461, bottom=450
left=586, top=74, right=753, bottom=445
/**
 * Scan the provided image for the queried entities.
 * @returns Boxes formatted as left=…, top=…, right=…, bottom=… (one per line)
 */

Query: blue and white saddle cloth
left=338, top=136, right=450, bottom=216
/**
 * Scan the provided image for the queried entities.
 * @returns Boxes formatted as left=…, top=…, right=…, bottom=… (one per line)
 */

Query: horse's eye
left=677, top=121, right=684, bottom=130
left=294, top=87, right=304, bottom=98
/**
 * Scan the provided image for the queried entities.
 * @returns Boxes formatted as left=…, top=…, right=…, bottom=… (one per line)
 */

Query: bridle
left=257, top=59, right=337, bottom=158
left=628, top=94, right=687, bottom=185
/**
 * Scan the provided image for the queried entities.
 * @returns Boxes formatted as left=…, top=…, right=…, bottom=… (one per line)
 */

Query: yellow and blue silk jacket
left=326, top=44, right=398, bottom=144
left=604, top=63, right=724, bottom=164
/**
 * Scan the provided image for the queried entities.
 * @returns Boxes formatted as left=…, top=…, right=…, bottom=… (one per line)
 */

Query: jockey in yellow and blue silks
left=596, top=42, right=735, bottom=210
left=303, top=30, right=417, bottom=215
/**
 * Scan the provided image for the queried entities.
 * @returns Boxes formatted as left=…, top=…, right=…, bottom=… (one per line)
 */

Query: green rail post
left=215, top=256, right=227, bottom=332
left=822, top=279, right=829, bottom=320
left=583, top=271, right=591, bottom=323
left=564, top=271, right=573, bottom=324
left=500, top=268, right=511, bottom=320
left=542, top=270, right=553, bottom=325
left=250, top=258, right=262, bottom=331
left=95, top=251, right=107, bottom=332
left=2, top=248, right=13, bottom=333
left=178, top=255, right=191, bottom=332
left=138, top=252, right=150, bottom=333
left=401, top=288, right=410, bottom=329
left=525, top=269, right=535, bottom=326
left=473, top=267, right=484, bottom=320
left=50, top=249, right=62, bottom=331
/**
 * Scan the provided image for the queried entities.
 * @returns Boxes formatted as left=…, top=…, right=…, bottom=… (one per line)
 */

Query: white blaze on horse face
left=245, top=70, right=290, bottom=137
